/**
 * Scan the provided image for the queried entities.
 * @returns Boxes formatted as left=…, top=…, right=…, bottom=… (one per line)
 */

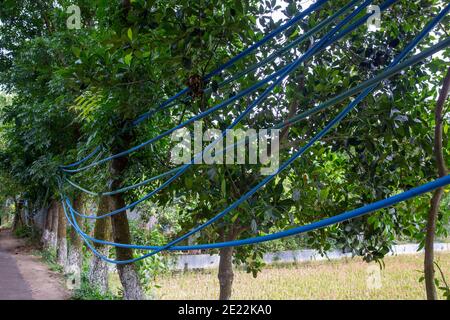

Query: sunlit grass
left=150, top=253, right=450, bottom=300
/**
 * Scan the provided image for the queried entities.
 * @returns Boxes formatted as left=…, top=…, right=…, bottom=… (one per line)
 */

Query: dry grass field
left=150, top=253, right=450, bottom=300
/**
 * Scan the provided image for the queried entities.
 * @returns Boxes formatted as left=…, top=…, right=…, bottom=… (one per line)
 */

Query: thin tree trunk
left=218, top=245, right=234, bottom=300
left=66, top=196, right=84, bottom=275
left=42, top=205, right=53, bottom=248
left=218, top=227, right=242, bottom=300
left=20, top=201, right=27, bottom=227
left=12, top=200, right=23, bottom=232
left=424, top=66, right=450, bottom=300
left=1, top=203, right=6, bottom=225
left=104, top=125, right=143, bottom=299
left=49, top=201, right=59, bottom=250
left=107, top=152, right=144, bottom=300
left=1, top=201, right=5, bottom=224
left=12, top=209, right=21, bottom=230
left=100, top=0, right=143, bottom=300
left=88, top=196, right=112, bottom=294
left=56, top=202, right=68, bottom=267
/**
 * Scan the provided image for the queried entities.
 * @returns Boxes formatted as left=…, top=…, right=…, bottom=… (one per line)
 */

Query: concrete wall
left=32, top=207, right=48, bottom=231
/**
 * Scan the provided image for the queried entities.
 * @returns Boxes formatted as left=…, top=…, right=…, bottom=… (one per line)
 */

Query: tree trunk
left=12, top=210, right=21, bottom=231
left=88, top=196, right=112, bottom=294
left=66, top=196, right=84, bottom=275
left=107, top=152, right=144, bottom=300
left=218, top=245, right=234, bottom=300
left=49, top=201, right=59, bottom=250
left=1, top=201, right=6, bottom=224
left=56, top=202, right=68, bottom=267
left=20, top=201, right=27, bottom=226
left=107, top=192, right=143, bottom=300
left=42, top=205, right=53, bottom=248
left=217, top=226, right=242, bottom=300
left=97, top=0, right=143, bottom=300
left=12, top=200, right=23, bottom=232
left=424, top=67, right=450, bottom=300
left=1, top=205, right=6, bottom=225
left=104, top=124, right=144, bottom=300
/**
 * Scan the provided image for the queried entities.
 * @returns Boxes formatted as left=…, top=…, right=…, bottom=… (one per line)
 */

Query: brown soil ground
left=0, top=229, right=69, bottom=300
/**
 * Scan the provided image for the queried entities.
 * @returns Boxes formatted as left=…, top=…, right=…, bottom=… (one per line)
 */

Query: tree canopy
left=0, top=0, right=449, bottom=299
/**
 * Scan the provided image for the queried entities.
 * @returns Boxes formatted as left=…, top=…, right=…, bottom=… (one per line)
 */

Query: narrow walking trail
left=0, top=229, right=69, bottom=300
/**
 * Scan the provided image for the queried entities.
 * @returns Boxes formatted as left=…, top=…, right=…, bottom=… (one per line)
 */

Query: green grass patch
left=72, top=272, right=120, bottom=300
left=34, top=248, right=63, bottom=273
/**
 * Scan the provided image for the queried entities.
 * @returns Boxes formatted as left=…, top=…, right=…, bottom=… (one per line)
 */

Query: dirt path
left=0, top=229, right=70, bottom=300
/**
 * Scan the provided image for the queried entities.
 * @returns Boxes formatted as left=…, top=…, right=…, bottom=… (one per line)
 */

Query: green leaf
left=71, top=46, right=81, bottom=58
left=124, top=53, right=133, bottom=66
left=127, top=28, right=133, bottom=41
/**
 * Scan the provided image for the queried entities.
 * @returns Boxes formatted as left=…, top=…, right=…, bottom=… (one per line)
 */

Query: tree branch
left=424, top=66, right=450, bottom=300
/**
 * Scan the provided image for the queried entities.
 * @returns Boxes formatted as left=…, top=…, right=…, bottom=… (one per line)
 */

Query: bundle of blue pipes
left=57, top=0, right=450, bottom=264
